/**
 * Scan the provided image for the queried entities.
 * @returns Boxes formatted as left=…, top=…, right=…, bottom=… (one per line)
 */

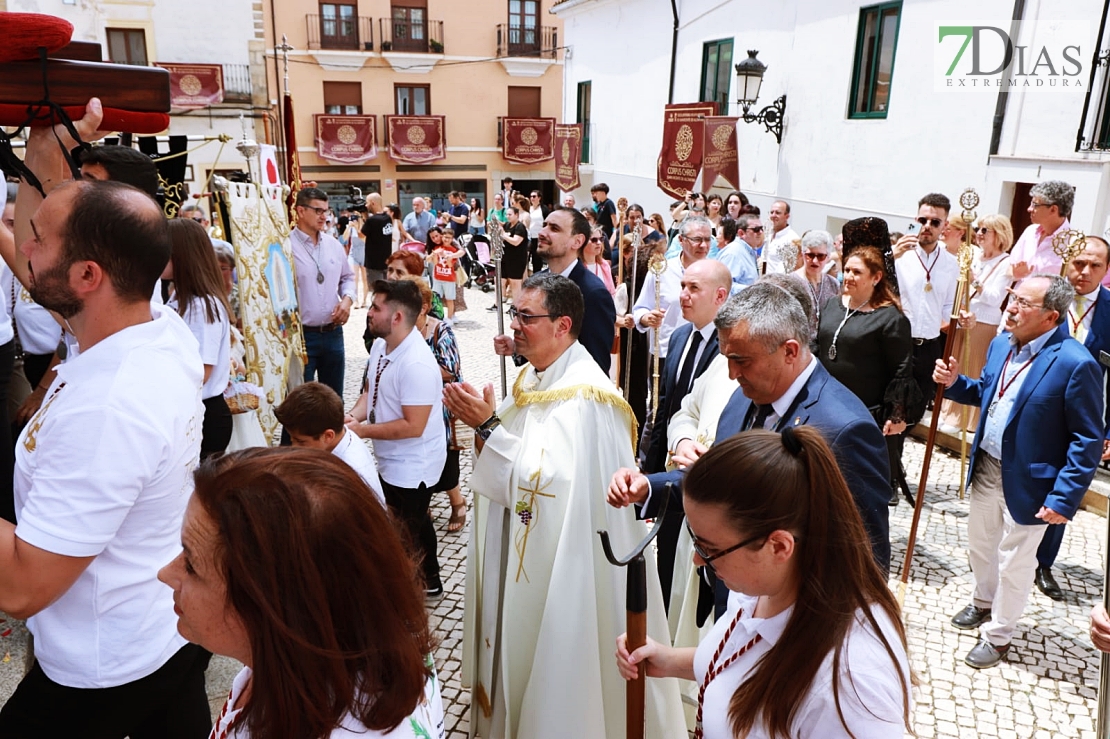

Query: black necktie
left=745, top=403, right=774, bottom=431
left=674, top=331, right=704, bottom=397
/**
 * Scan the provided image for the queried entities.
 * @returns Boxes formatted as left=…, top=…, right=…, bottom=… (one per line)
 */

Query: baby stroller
left=457, top=233, right=497, bottom=292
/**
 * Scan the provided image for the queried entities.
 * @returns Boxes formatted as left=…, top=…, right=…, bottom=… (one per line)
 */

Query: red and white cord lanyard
left=694, top=607, right=763, bottom=739
left=208, top=689, right=238, bottom=739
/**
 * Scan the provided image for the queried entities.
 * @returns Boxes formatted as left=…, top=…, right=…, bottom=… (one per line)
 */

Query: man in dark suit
left=1034, top=237, right=1110, bottom=599
left=640, top=259, right=729, bottom=610
left=493, top=207, right=615, bottom=373
left=609, top=281, right=892, bottom=618
left=937, top=274, right=1103, bottom=669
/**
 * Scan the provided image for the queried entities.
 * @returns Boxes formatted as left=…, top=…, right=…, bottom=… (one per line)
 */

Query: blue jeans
left=303, top=327, right=345, bottom=398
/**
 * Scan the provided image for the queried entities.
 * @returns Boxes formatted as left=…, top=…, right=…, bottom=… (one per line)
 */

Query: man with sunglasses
left=935, top=274, right=1102, bottom=669
left=1009, top=180, right=1075, bottom=281
left=444, top=273, right=684, bottom=739
left=291, top=186, right=356, bottom=398
left=893, top=192, right=959, bottom=406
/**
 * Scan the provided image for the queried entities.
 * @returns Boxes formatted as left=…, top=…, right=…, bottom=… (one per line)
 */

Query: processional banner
left=226, top=181, right=305, bottom=444
left=553, top=124, right=582, bottom=191
left=656, top=103, right=714, bottom=199
left=701, top=116, right=739, bottom=191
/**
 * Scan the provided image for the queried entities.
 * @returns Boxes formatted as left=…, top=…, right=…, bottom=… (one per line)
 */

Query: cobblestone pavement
left=0, top=284, right=1106, bottom=739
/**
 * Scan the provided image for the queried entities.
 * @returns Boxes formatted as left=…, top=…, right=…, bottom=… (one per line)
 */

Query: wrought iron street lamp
left=734, top=50, right=786, bottom=144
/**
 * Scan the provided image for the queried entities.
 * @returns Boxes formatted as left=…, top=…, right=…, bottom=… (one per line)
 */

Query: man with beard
left=493, top=207, right=615, bottom=373
left=0, top=180, right=211, bottom=736
left=347, top=279, right=447, bottom=597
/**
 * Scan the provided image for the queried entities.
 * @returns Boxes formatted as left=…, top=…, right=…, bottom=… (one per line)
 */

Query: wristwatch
left=476, top=414, right=502, bottom=441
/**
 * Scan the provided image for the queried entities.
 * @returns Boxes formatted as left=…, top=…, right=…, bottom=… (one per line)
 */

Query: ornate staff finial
left=1052, top=229, right=1087, bottom=276
left=276, top=34, right=294, bottom=96
left=959, top=188, right=979, bottom=223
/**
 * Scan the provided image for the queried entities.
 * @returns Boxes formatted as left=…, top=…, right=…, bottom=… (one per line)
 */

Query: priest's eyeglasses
left=508, top=307, right=556, bottom=324
left=686, top=522, right=767, bottom=574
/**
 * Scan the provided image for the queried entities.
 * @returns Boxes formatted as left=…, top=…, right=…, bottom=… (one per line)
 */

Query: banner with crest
left=656, top=103, right=714, bottom=199
left=385, top=115, right=446, bottom=164
left=553, top=124, right=582, bottom=191
left=225, top=181, right=305, bottom=444
left=502, top=117, right=555, bottom=164
left=701, top=117, right=739, bottom=191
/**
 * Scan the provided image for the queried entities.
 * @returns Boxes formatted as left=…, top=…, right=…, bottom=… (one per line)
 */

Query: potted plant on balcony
left=382, top=40, right=392, bottom=51
left=429, top=39, right=443, bottom=53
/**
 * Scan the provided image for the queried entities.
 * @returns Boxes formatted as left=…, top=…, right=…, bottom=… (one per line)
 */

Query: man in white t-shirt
left=347, top=279, right=447, bottom=596
left=0, top=179, right=211, bottom=736
left=762, top=199, right=800, bottom=274
left=275, top=381, right=386, bottom=505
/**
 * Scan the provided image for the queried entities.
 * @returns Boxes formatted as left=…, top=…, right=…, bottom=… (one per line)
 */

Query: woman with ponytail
left=616, top=427, right=913, bottom=738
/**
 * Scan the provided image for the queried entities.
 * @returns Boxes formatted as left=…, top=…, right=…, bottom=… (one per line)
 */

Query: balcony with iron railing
left=306, top=14, right=374, bottom=51
left=379, top=18, right=444, bottom=54
left=221, top=64, right=252, bottom=103
left=495, top=24, right=557, bottom=59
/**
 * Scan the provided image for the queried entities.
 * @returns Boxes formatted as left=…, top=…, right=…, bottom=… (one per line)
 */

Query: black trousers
left=0, top=643, right=212, bottom=739
left=381, top=477, right=442, bottom=590
left=912, top=336, right=944, bottom=408
left=528, top=237, right=544, bottom=274
left=200, top=395, right=233, bottom=460
left=22, top=351, right=54, bottom=390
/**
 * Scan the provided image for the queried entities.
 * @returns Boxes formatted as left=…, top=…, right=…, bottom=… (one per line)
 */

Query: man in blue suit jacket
left=936, top=274, right=1103, bottom=669
left=1035, top=238, right=1110, bottom=599
left=608, top=282, right=892, bottom=619
left=493, top=208, right=616, bottom=373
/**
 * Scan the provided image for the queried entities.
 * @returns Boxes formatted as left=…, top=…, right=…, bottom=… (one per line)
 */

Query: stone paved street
left=0, top=284, right=1106, bottom=738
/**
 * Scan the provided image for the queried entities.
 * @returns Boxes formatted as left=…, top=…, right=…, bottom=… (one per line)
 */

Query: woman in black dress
left=499, top=205, right=530, bottom=302
left=817, top=246, right=921, bottom=506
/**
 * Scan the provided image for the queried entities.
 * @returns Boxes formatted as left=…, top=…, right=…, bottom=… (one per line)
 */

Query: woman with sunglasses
left=937, top=214, right=1014, bottom=436
left=580, top=226, right=616, bottom=294
left=790, top=230, right=841, bottom=344
left=616, top=427, right=913, bottom=739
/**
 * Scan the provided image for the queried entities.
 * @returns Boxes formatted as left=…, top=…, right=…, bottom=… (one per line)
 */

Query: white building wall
left=556, top=0, right=1110, bottom=237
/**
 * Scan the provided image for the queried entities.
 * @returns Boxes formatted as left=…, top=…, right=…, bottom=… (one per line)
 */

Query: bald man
left=642, top=258, right=731, bottom=611
left=361, top=192, right=394, bottom=284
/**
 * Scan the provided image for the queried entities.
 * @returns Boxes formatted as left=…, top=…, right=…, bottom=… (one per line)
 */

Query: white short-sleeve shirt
left=14, top=304, right=204, bottom=688
left=11, top=277, right=62, bottom=356
left=694, top=592, right=911, bottom=739
left=168, top=294, right=231, bottom=399
left=364, top=329, right=447, bottom=488
left=333, top=427, right=385, bottom=505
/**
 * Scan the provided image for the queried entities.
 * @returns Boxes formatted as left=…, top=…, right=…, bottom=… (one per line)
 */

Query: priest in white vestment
left=445, top=274, right=685, bottom=739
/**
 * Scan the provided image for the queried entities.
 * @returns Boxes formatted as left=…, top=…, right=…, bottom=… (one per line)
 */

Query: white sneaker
left=938, top=423, right=961, bottom=435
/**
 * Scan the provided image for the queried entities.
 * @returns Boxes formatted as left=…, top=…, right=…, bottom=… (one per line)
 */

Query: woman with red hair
left=159, top=448, right=442, bottom=739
